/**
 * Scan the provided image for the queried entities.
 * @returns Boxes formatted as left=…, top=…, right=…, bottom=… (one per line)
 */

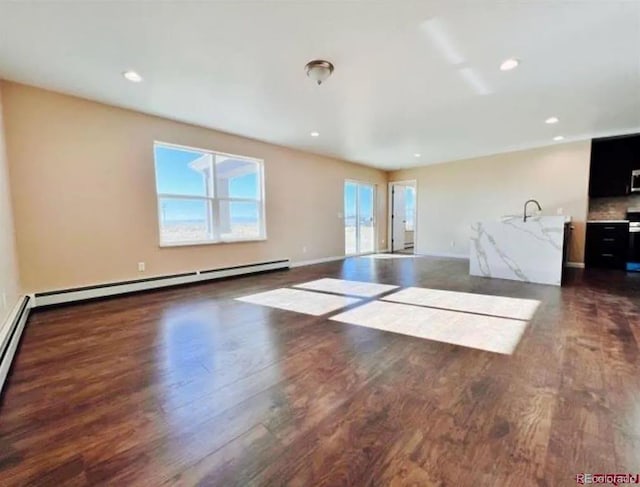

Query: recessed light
left=414, top=153, right=421, bottom=158
left=545, top=116, right=559, bottom=124
left=553, top=135, right=564, bottom=141
left=500, top=58, right=520, bottom=71
left=123, top=70, right=143, bottom=83
left=310, top=131, right=320, bottom=137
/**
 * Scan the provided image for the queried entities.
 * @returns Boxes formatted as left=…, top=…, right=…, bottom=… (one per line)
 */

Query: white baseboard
left=565, top=261, right=585, bottom=269
left=419, top=251, right=469, bottom=260
left=0, top=295, right=32, bottom=395
left=34, top=259, right=290, bottom=307
left=291, top=250, right=424, bottom=266
left=290, top=255, right=345, bottom=268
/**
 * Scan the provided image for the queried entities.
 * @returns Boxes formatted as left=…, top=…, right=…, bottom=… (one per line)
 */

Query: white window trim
left=154, top=141, right=267, bottom=247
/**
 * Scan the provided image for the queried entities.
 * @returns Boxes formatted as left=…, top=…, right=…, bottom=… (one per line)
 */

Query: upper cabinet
left=589, top=134, right=640, bottom=198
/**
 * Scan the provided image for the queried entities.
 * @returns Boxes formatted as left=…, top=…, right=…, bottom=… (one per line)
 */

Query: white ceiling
left=0, top=1, right=639, bottom=170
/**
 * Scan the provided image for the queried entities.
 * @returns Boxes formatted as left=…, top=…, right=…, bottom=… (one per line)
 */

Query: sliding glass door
left=345, top=181, right=376, bottom=255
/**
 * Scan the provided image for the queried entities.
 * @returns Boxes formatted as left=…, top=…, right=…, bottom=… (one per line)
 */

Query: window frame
left=153, top=141, right=267, bottom=247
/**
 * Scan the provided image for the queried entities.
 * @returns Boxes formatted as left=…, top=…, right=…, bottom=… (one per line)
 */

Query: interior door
left=392, top=185, right=406, bottom=251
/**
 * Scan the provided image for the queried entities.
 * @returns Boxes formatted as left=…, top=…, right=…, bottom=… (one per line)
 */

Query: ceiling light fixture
left=310, top=131, right=320, bottom=137
left=545, top=116, right=559, bottom=124
left=305, top=60, right=334, bottom=85
left=553, top=135, right=565, bottom=141
left=123, top=70, right=143, bottom=82
left=414, top=153, right=421, bottom=158
left=499, top=58, right=520, bottom=71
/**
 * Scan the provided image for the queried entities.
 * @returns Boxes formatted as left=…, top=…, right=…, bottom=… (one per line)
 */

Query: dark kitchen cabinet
left=585, top=222, right=629, bottom=269
left=633, top=136, right=640, bottom=172
left=589, top=134, right=640, bottom=197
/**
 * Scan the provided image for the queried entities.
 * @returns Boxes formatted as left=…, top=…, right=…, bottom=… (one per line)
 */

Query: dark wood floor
left=1, top=256, right=640, bottom=486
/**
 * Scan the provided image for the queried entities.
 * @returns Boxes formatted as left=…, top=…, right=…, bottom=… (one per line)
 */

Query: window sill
left=159, top=237, right=267, bottom=248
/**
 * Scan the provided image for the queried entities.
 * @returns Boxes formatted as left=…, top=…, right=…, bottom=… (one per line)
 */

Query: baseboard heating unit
left=34, top=259, right=291, bottom=307
left=0, top=296, right=32, bottom=395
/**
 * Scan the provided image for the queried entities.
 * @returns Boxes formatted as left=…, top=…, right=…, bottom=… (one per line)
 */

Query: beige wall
left=0, top=84, right=21, bottom=323
left=390, top=142, right=591, bottom=263
left=2, top=82, right=387, bottom=292
left=0, top=81, right=593, bottom=294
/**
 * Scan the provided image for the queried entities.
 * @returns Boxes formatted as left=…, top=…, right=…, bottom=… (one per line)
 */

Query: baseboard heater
left=34, top=259, right=290, bottom=307
left=0, top=296, right=31, bottom=395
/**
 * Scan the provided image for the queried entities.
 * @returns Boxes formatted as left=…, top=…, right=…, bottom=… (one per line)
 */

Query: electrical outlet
left=302, top=246, right=307, bottom=254
left=450, top=240, right=456, bottom=248
left=138, top=262, right=146, bottom=272
left=557, top=207, right=563, bottom=215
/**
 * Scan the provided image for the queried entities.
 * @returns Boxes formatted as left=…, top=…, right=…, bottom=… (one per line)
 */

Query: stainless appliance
left=632, top=169, right=640, bottom=193
left=627, top=208, right=640, bottom=272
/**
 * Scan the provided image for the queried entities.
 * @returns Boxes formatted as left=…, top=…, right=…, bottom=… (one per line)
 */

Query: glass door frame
left=344, top=180, right=377, bottom=256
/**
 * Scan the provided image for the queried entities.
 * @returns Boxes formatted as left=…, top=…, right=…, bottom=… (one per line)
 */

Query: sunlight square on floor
left=294, top=278, right=398, bottom=297
left=382, top=287, right=540, bottom=321
left=236, top=288, right=360, bottom=316
left=330, top=300, right=529, bottom=354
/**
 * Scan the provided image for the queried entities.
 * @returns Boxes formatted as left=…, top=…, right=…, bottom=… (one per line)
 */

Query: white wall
left=0, top=84, right=21, bottom=325
left=390, top=141, right=591, bottom=263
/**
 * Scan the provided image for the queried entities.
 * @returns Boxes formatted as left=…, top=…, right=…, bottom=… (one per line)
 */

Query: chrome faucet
left=523, top=199, right=542, bottom=222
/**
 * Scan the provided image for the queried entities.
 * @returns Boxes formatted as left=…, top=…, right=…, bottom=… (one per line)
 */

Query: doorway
left=388, top=181, right=417, bottom=254
left=344, top=181, right=376, bottom=255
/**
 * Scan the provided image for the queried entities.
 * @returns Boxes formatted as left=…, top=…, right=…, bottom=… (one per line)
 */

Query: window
left=153, top=142, right=265, bottom=246
left=405, top=186, right=415, bottom=231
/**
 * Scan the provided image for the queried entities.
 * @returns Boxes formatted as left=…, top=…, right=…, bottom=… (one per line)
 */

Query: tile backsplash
left=588, top=194, right=640, bottom=220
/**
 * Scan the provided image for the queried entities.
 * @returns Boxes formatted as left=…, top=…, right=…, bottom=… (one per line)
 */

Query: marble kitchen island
left=470, top=215, right=570, bottom=286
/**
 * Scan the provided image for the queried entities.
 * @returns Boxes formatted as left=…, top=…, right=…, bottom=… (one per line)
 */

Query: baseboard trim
left=290, top=255, right=345, bottom=268
left=0, top=296, right=32, bottom=396
left=565, top=261, right=585, bottom=269
left=34, top=259, right=290, bottom=307
left=419, top=252, right=469, bottom=260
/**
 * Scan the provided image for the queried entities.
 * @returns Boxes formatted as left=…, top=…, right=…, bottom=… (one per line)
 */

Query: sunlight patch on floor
left=330, top=300, right=529, bottom=354
left=382, top=287, right=540, bottom=321
left=236, top=288, right=361, bottom=316
left=294, top=278, right=398, bottom=297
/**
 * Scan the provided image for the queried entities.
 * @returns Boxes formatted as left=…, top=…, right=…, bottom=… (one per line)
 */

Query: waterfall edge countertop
left=469, top=215, right=570, bottom=286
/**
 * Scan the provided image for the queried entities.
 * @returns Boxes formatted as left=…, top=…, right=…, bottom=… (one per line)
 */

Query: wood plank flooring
left=1, top=256, right=640, bottom=486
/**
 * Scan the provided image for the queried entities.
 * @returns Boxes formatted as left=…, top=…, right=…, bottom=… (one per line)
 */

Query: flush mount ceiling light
left=305, top=60, right=334, bottom=85
left=545, top=116, right=559, bottom=124
left=414, top=153, right=421, bottom=158
left=499, top=58, right=520, bottom=71
left=123, top=70, right=143, bottom=82
left=553, top=135, right=565, bottom=141
left=310, top=131, right=320, bottom=137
